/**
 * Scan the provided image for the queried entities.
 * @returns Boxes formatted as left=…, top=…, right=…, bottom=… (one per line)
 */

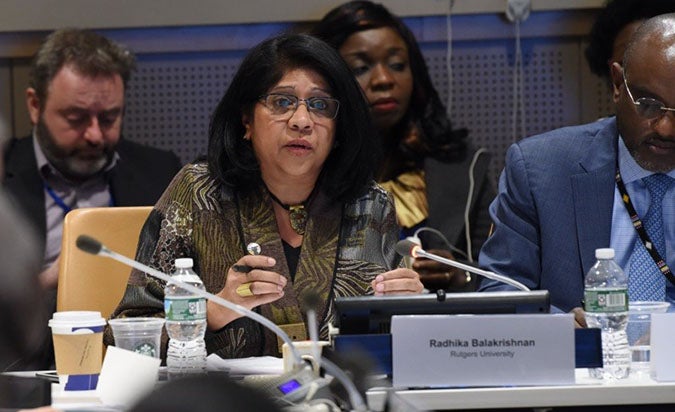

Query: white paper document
left=206, top=354, right=284, bottom=376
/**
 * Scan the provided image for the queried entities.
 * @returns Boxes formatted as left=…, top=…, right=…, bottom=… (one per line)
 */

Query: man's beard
left=36, top=116, right=114, bottom=181
left=629, top=144, right=675, bottom=173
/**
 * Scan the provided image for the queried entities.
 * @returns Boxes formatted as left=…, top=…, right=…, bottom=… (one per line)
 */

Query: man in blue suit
left=479, top=14, right=675, bottom=324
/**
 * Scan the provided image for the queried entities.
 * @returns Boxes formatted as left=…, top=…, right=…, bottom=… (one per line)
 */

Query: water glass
left=627, top=301, right=670, bottom=375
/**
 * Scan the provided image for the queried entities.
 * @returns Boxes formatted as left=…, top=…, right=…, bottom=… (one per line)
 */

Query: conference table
left=6, top=367, right=675, bottom=411
left=366, top=369, right=675, bottom=411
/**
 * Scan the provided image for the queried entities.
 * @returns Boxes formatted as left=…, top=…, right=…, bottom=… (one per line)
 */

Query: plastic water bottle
left=584, top=248, right=630, bottom=380
left=164, top=258, right=207, bottom=378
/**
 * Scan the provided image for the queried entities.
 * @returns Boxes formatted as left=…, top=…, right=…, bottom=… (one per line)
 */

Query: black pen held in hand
left=232, top=264, right=253, bottom=273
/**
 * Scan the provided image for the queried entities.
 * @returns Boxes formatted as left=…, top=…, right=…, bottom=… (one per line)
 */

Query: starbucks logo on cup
left=135, top=343, right=156, bottom=358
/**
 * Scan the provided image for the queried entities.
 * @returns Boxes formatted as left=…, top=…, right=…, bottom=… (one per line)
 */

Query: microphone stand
left=79, top=236, right=368, bottom=411
left=84, top=240, right=305, bottom=369
left=413, top=248, right=531, bottom=292
left=305, top=298, right=366, bottom=411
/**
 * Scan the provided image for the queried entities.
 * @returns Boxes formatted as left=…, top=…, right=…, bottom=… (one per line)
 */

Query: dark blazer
left=425, top=146, right=494, bottom=261
left=478, top=118, right=618, bottom=312
left=3, top=136, right=183, bottom=255
left=416, top=147, right=493, bottom=292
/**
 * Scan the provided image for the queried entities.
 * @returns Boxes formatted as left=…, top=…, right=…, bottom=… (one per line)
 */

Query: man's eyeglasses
left=259, top=94, right=340, bottom=120
left=622, top=70, right=675, bottom=120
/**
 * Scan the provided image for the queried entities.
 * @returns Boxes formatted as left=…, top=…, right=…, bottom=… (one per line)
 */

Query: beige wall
left=0, top=1, right=604, bottom=33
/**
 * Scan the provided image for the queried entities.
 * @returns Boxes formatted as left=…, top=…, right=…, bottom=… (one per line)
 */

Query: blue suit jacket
left=478, top=118, right=618, bottom=312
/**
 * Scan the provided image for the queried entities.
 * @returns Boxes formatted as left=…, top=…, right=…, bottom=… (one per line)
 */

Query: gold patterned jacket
left=106, top=162, right=401, bottom=359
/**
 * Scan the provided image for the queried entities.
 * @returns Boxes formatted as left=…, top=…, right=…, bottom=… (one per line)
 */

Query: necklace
left=267, top=189, right=309, bottom=235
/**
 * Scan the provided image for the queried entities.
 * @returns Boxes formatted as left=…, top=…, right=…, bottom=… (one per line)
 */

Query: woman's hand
left=206, top=255, right=287, bottom=331
left=371, top=268, right=423, bottom=296
left=412, top=249, right=470, bottom=290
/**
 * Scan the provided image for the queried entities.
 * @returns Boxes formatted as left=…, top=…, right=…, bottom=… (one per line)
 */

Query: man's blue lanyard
left=42, top=181, right=115, bottom=215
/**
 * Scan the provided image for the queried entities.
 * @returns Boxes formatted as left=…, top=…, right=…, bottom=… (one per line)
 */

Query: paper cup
left=108, top=318, right=165, bottom=358
left=49, top=311, right=106, bottom=391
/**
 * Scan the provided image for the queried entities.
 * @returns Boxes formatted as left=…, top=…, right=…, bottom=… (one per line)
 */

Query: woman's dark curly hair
left=312, top=0, right=467, bottom=174
left=585, top=0, right=675, bottom=79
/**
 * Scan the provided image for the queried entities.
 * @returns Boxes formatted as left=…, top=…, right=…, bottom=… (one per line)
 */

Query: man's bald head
left=612, top=12, right=675, bottom=173
left=624, top=13, right=675, bottom=71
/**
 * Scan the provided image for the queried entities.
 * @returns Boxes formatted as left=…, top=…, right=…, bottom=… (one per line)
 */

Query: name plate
left=650, top=313, right=675, bottom=381
left=391, top=314, right=575, bottom=388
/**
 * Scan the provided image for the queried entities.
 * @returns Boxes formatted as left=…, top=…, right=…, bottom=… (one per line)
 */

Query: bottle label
left=165, top=297, right=207, bottom=321
left=584, top=289, right=628, bottom=313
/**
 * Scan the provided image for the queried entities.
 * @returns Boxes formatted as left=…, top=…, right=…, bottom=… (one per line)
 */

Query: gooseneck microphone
left=75, top=235, right=304, bottom=368
left=395, top=239, right=530, bottom=292
left=301, top=291, right=322, bottom=370
left=301, top=291, right=366, bottom=411
left=77, top=235, right=368, bottom=411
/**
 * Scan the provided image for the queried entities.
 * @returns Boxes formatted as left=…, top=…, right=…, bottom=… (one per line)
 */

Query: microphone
left=395, top=239, right=530, bottom=292
left=75, top=235, right=304, bottom=368
left=301, top=291, right=322, bottom=370
left=77, top=235, right=368, bottom=411
left=300, top=291, right=367, bottom=411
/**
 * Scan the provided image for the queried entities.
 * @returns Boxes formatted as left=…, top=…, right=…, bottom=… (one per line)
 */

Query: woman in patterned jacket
left=107, top=33, right=423, bottom=359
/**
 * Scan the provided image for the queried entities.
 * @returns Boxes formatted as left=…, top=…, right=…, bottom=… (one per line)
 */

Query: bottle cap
left=595, top=248, right=615, bottom=259
left=175, top=258, right=194, bottom=269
